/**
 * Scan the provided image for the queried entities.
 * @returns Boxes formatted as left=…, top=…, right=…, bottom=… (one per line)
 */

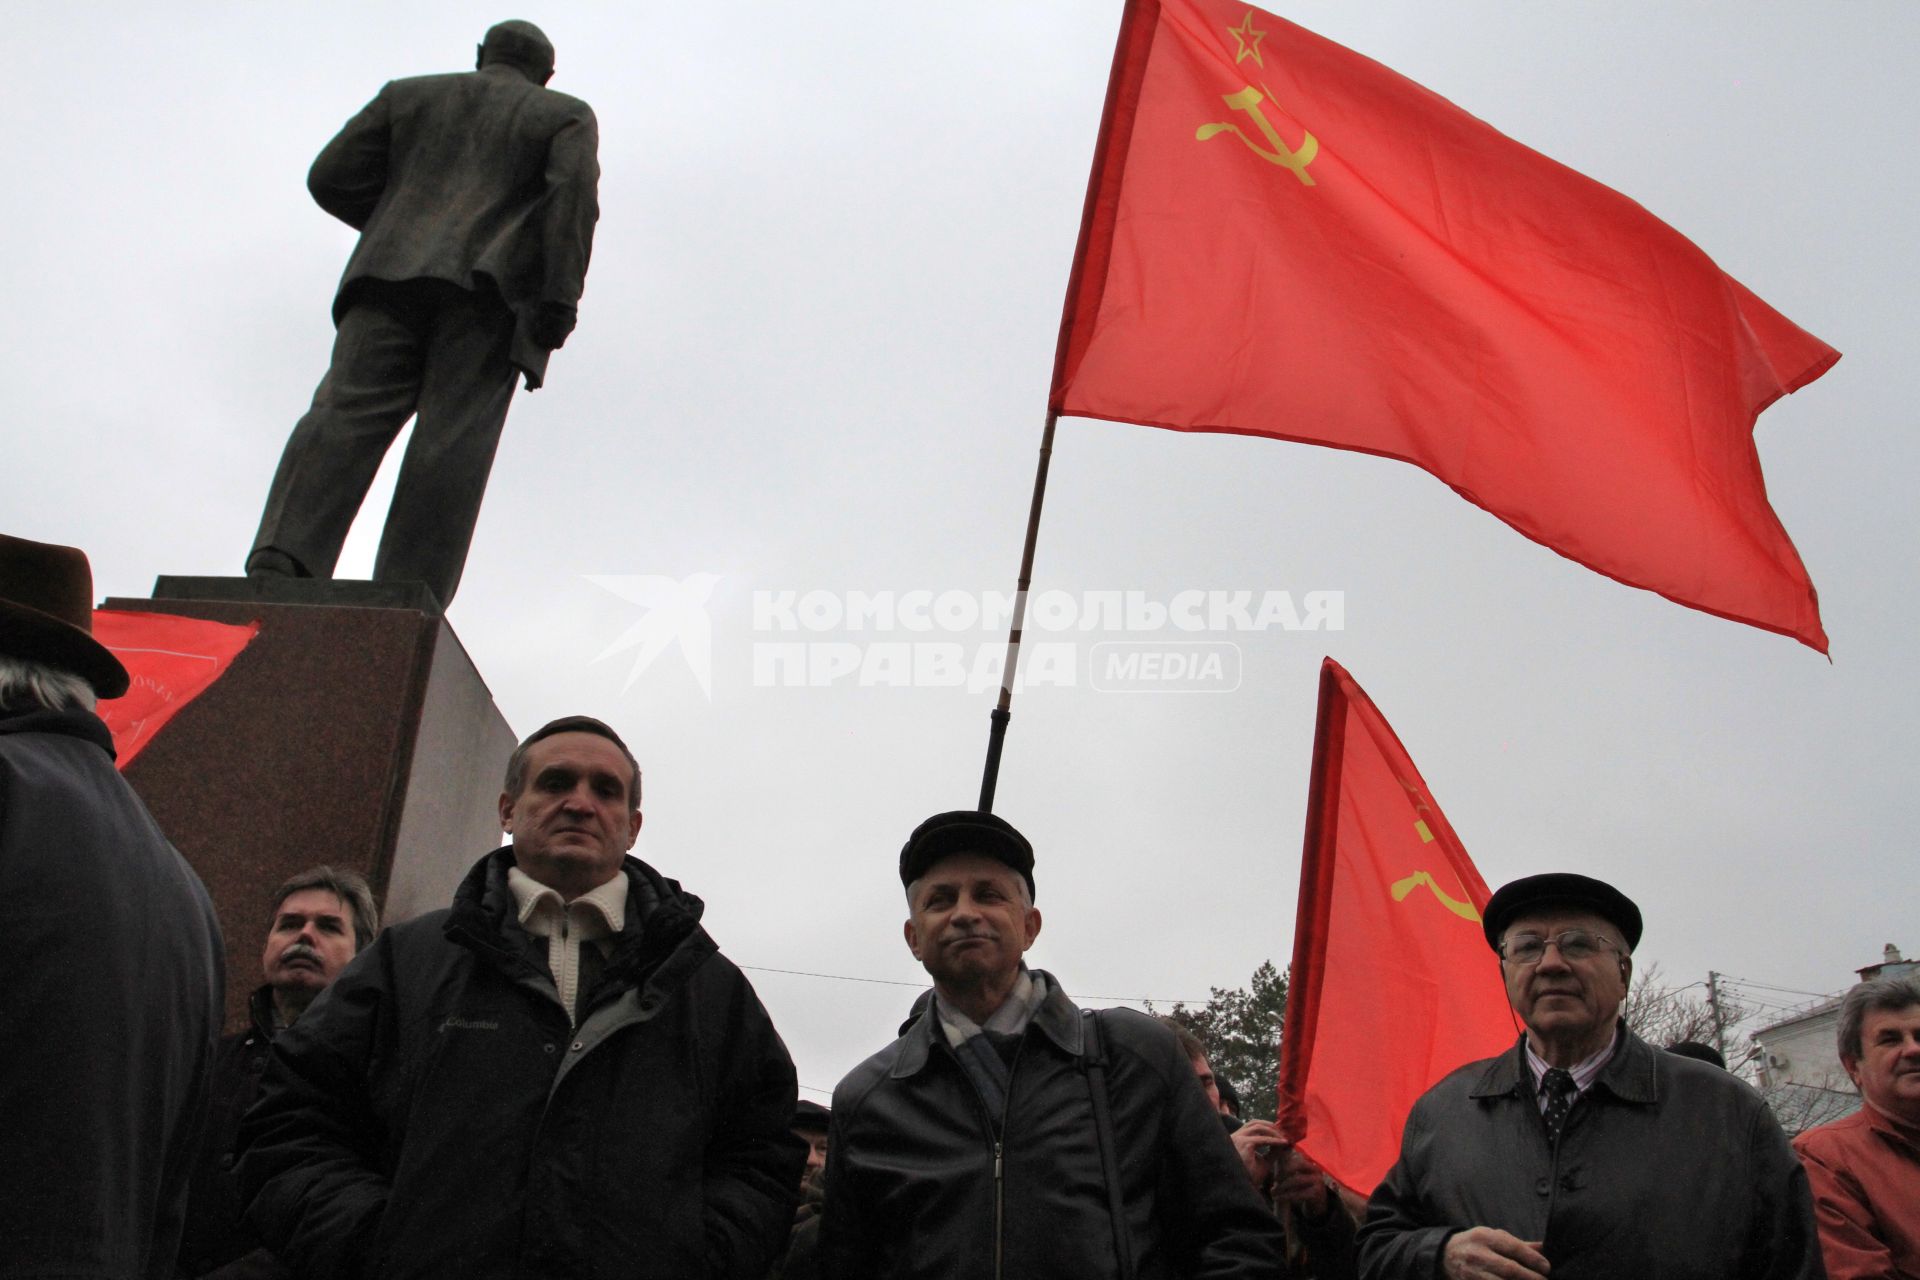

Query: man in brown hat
left=1357, top=872, right=1820, bottom=1280
left=0, top=533, right=225, bottom=1279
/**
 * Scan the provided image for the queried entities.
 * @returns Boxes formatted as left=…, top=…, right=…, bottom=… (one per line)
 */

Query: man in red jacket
left=1792, top=972, right=1920, bottom=1280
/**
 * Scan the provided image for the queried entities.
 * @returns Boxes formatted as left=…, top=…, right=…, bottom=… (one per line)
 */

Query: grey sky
left=4, top=2, right=1909, bottom=1095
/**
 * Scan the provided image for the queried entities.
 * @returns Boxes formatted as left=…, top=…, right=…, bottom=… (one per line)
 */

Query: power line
left=1719, top=975, right=1835, bottom=1000
left=740, top=964, right=921, bottom=990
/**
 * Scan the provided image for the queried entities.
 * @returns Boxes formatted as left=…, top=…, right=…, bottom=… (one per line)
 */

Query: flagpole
left=978, top=410, right=1060, bottom=812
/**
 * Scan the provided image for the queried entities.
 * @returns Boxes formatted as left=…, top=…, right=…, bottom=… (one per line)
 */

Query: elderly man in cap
left=1357, top=872, right=1822, bottom=1280
left=239, top=715, right=803, bottom=1279
left=1791, top=971, right=1920, bottom=1280
left=0, top=534, right=225, bottom=1278
left=822, top=810, right=1284, bottom=1278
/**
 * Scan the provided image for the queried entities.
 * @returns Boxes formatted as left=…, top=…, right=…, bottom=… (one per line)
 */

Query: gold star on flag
left=1227, top=10, right=1266, bottom=66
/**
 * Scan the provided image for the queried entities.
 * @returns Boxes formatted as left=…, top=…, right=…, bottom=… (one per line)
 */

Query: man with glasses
left=1357, top=873, right=1822, bottom=1280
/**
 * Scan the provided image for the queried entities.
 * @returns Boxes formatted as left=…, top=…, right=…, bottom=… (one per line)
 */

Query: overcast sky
left=5, top=2, right=1911, bottom=1097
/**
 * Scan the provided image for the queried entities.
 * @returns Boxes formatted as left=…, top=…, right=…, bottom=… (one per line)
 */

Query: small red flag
left=94, top=610, right=259, bottom=768
left=1275, top=658, right=1514, bottom=1198
left=1053, top=0, right=1838, bottom=651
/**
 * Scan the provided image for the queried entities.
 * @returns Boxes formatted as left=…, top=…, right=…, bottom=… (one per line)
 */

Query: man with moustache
left=239, top=716, right=803, bottom=1279
left=177, top=867, right=377, bottom=1279
left=1357, top=873, right=1823, bottom=1280
left=822, top=810, right=1284, bottom=1278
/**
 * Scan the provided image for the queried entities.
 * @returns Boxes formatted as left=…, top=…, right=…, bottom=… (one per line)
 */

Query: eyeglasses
left=1499, top=929, right=1623, bottom=965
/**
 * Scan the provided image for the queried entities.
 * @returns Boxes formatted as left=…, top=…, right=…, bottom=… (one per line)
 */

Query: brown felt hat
left=0, top=534, right=128, bottom=698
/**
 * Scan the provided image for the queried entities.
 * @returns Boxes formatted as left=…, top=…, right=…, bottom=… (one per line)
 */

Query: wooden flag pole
left=978, top=412, right=1061, bottom=812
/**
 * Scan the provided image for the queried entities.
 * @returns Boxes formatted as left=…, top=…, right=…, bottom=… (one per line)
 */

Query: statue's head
left=477, top=20, right=556, bottom=85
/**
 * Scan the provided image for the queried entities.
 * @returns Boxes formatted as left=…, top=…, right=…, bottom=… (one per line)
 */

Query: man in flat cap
left=1357, top=872, right=1822, bottom=1280
left=0, top=534, right=225, bottom=1278
left=239, top=714, right=802, bottom=1279
left=247, top=19, right=599, bottom=607
left=822, top=810, right=1285, bottom=1278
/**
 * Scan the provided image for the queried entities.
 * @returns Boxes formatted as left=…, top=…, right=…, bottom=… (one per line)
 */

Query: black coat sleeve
left=1130, top=1017, right=1288, bottom=1280
left=1355, top=1093, right=1457, bottom=1280
left=817, top=1077, right=880, bottom=1280
left=700, top=965, right=808, bottom=1280
left=1745, top=1103, right=1828, bottom=1280
left=235, top=936, right=397, bottom=1280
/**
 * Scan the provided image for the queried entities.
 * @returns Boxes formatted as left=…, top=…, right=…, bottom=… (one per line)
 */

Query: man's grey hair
left=0, top=656, right=96, bottom=713
left=502, top=715, right=641, bottom=811
left=269, top=865, right=379, bottom=951
left=1836, top=972, right=1920, bottom=1064
left=904, top=867, right=1033, bottom=910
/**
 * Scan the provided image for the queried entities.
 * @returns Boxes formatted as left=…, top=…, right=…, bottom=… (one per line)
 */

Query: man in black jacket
left=0, top=534, right=225, bottom=1280
left=178, top=866, right=377, bottom=1279
left=238, top=716, right=804, bottom=1279
left=1356, top=872, right=1823, bottom=1280
left=821, top=810, right=1285, bottom=1279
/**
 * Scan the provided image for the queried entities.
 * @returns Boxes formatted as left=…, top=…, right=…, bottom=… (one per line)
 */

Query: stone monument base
left=104, top=577, right=516, bottom=1030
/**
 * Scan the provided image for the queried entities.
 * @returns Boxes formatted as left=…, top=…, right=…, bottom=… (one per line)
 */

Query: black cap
left=791, top=1099, right=831, bottom=1131
left=899, top=810, right=1035, bottom=901
left=1481, top=872, right=1642, bottom=953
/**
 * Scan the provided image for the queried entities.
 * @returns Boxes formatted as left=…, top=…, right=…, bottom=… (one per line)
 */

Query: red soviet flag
left=94, top=610, right=259, bottom=768
left=1053, top=0, right=1838, bottom=651
left=1275, top=658, right=1515, bottom=1197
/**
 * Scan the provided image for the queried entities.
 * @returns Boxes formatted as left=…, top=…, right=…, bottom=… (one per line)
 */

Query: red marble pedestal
left=104, top=577, right=517, bottom=1030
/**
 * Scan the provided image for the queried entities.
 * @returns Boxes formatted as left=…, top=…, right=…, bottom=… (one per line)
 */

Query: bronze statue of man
left=247, top=20, right=599, bottom=608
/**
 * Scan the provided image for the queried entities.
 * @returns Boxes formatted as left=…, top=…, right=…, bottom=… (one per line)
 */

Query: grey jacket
left=1357, top=1027, right=1825, bottom=1280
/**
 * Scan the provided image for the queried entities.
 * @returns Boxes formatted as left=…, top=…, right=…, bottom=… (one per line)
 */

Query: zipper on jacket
left=993, top=1139, right=1005, bottom=1280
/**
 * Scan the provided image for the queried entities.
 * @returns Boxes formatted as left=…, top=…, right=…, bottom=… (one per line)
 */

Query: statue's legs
left=249, top=299, right=427, bottom=580
left=371, top=290, right=516, bottom=608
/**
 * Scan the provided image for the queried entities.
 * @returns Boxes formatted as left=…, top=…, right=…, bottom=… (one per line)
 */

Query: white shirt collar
left=1525, top=1021, right=1622, bottom=1102
left=507, top=864, right=627, bottom=940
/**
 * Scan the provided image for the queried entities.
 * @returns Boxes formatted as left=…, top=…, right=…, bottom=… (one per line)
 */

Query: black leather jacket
left=1357, top=1028, right=1825, bottom=1280
left=822, top=974, right=1285, bottom=1279
left=238, top=848, right=804, bottom=1280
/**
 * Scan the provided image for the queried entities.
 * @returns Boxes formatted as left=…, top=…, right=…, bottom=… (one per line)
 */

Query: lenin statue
left=247, top=20, right=600, bottom=608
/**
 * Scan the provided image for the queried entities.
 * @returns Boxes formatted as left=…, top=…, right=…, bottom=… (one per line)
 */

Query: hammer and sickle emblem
left=1196, top=86, right=1318, bottom=186
left=1390, top=871, right=1481, bottom=923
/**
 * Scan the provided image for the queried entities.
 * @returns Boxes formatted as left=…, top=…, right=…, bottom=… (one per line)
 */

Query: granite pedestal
left=104, top=577, right=517, bottom=1030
